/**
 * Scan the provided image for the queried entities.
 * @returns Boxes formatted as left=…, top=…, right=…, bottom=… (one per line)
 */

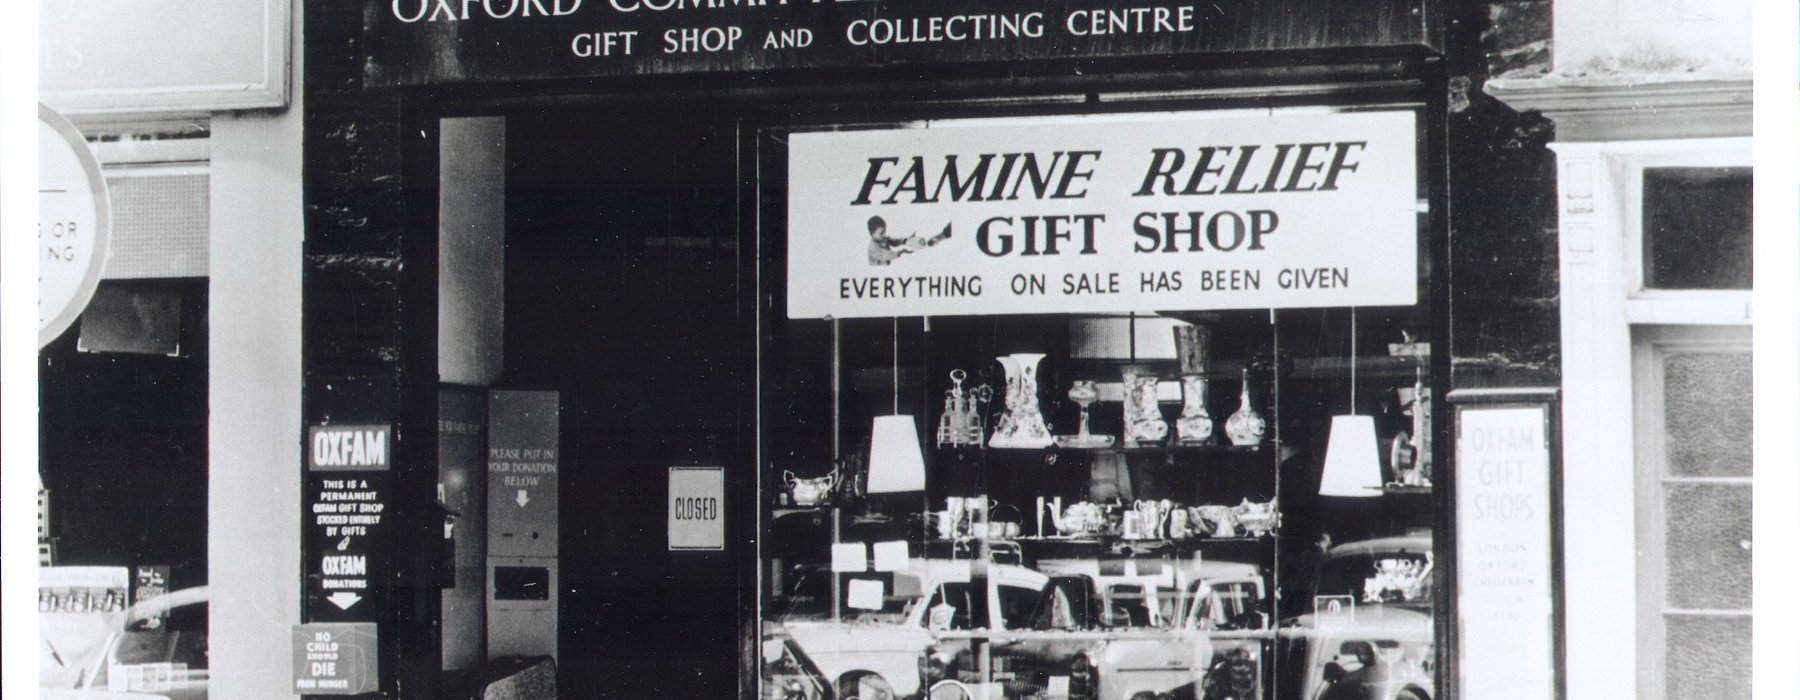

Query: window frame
left=1616, top=146, right=1753, bottom=325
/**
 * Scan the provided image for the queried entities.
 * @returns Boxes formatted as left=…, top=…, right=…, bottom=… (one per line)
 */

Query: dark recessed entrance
left=502, top=110, right=745, bottom=698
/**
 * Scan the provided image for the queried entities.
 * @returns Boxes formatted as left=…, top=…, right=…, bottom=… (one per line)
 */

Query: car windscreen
left=1102, top=583, right=1181, bottom=629
left=925, top=579, right=1039, bottom=630
left=92, top=603, right=208, bottom=688
left=775, top=569, right=918, bottom=624
left=1188, top=579, right=1266, bottom=630
left=772, top=569, right=835, bottom=622
left=1029, top=577, right=1100, bottom=631
left=113, top=628, right=208, bottom=668
left=928, top=581, right=990, bottom=630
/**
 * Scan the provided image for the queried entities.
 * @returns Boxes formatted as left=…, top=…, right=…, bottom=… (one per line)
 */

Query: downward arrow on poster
left=515, top=489, right=530, bottom=508
left=327, top=592, right=363, bottom=610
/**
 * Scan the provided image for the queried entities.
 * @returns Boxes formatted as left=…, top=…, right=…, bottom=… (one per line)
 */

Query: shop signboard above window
left=40, top=0, right=289, bottom=114
left=362, top=0, right=1440, bottom=86
left=785, top=109, right=1420, bottom=318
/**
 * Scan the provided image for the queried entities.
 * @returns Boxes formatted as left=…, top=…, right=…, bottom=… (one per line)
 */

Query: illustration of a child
left=866, top=215, right=951, bottom=265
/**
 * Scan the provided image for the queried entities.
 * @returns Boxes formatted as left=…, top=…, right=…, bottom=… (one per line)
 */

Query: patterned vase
left=1224, top=370, right=1266, bottom=446
left=1121, top=365, right=1168, bottom=447
left=1176, top=374, right=1213, bottom=443
left=990, top=353, right=1053, bottom=448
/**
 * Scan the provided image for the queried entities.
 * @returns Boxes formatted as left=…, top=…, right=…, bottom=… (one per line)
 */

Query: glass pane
left=1642, top=167, right=1752, bottom=290
left=1664, top=483, right=1752, bottom=610
left=1664, top=615, right=1751, bottom=700
left=1663, top=351, right=1753, bottom=477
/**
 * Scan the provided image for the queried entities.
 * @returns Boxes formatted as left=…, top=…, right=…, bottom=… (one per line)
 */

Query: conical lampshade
left=1318, top=414, right=1383, bottom=497
left=868, top=415, right=927, bottom=494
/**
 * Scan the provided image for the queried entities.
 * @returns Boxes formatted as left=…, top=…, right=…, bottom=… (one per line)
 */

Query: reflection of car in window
left=1313, top=552, right=1432, bottom=608
left=925, top=558, right=1268, bottom=700
left=766, top=561, right=1049, bottom=700
left=1278, top=536, right=1435, bottom=700
left=1191, top=578, right=1268, bottom=633
left=761, top=636, right=828, bottom=700
left=47, top=586, right=209, bottom=700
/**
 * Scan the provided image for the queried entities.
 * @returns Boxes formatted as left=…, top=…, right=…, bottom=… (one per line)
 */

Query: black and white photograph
left=3, top=0, right=1795, bottom=698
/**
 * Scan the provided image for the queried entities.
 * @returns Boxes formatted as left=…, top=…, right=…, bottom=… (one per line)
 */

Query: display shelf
left=1012, top=535, right=1274, bottom=546
left=1021, top=536, right=1275, bottom=560
left=933, top=628, right=1280, bottom=642
left=1045, top=355, right=1427, bottom=383
left=1286, top=355, right=1428, bottom=381
left=915, top=534, right=1280, bottom=563
left=936, top=442, right=1273, bottom=456
left=768, top=504, right=839, bottom=518
left=1368, top=485, right=1434, bottom=495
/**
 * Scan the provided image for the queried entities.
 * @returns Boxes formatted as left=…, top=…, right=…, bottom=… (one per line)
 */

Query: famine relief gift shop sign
left=787, top=110, right=1418, bottom=318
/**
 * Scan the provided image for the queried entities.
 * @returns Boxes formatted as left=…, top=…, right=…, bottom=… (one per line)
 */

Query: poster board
left=41, top=0, right=290, bottom=113
left=1451, top=390, right=1563, bottom=700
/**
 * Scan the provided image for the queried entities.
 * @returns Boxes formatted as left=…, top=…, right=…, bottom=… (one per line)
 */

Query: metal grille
left=102, top=167, right=209, bottom=279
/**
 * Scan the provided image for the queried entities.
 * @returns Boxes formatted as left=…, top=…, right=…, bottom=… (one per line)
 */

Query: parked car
left=767, top=560, right=1050, bottom=700
left=44, top=586, right=209, bottom=700
left=1277, top=536, right=1435, bottom=700
left=924, top=558, right=1269, bottom=700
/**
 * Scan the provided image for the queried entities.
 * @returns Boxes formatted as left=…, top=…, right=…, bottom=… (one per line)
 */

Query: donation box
left=487, top=390, right=559, bottom=662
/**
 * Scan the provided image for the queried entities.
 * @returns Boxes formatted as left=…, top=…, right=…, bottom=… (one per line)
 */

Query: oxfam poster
left=1456, top=405, right=1556, bottom=699
left=786, top=109, right=1418, bottom=318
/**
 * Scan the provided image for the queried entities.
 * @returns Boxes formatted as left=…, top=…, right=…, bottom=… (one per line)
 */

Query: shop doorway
left=1631, top=324, right=1752, bottom=699
left=494, top=109, right=747, bottom=697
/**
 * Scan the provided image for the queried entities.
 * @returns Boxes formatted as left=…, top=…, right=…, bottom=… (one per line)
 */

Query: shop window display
left=759, top=109, right=1441, bottom=700
left=761, top=312, right=1442, bottom=700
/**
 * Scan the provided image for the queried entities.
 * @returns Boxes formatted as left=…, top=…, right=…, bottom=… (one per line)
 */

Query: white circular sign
left=38, top=104, right=111, bottom=348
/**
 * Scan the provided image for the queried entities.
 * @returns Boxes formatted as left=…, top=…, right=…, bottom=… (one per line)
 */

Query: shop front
left=302, top=0, right=1566, bottom=697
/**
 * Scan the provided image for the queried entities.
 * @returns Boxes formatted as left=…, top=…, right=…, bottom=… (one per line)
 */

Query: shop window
left=1633, top=328, right=1752, bottom=700
left=1640, top=167, right=1752, bottom=291
left=758, top=108, right=1438, bottom=700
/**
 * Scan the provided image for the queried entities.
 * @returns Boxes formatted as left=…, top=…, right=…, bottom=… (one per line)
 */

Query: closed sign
left=668, top=467, right=725, bottom=551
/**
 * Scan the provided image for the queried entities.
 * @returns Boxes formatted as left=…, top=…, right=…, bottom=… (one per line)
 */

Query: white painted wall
left=1554, top=0, right=1751, bottom=76
left=1547, top=141, right=1639, bottom=698
left=206, top=0, right=303, bottom=694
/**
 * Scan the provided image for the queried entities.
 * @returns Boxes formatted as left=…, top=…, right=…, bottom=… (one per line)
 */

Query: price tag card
left=846, top=578, right=885, bottom=610
left=831, top=543, right=867, bottom=572
left=871, top=541, right=909, bottom=572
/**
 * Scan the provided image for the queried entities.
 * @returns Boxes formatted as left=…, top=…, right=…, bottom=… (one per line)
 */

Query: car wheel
left=1395, top=689, right=1428, bottom=700
left=928, top=680, right=974, bottom=700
